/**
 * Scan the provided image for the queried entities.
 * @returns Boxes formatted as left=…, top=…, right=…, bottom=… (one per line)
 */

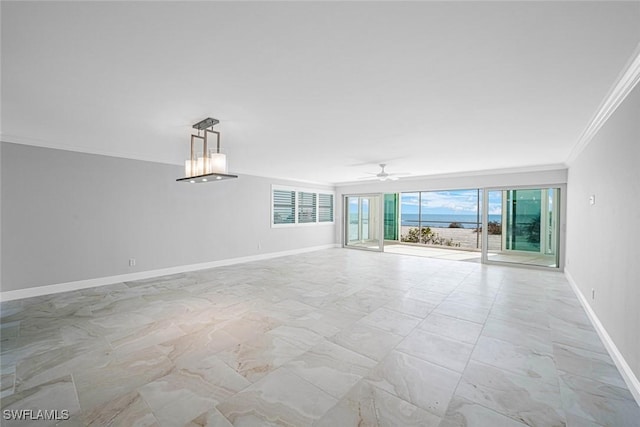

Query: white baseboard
left=0, top=244, right=339, bottom=302
left=565, top=268, right=640, bottom=405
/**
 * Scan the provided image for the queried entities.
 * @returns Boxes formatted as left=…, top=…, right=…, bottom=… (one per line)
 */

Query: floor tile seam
left=391, top=347, right=467, bottom=376
left=144, top=362, right=248, bottom=408
left=460, top=357, right=563, bottom=391
left=447, top=295, right=496, bottom=414
left=0, top=372, right=16, bottom=398
left=261, top=366, right=340, bottom=419
left=447, top=394, right=531, bottom=427
left=466, top=351, right=560, bottom=388
left=1, top=346, right=67, bottom=375
left=447, top=286, right=499, bottom=302
left=68, top=372, right=83, bottom=416
left=550, top=341, right=619, bottom=364
left=547, top=313, right=599, bottom=336
left=354, top=320, right=418, bottom=340
left=380, top=348, right=462, bottom=384
left=485, top=311, right=553, bottom=334
left=213, top=364, right=259, bottom=398
left=360, top=377, right=445, bottom=422
left=490, top=300, right=551, bottom=314
left=135, top=384, right=176, bottom=425
left=429, top=309, right=486, bottom=326
left=378, top=302, right=436, bottom=320
left=476, top=332, right=555, bottom=359
left=548, top=337, right=609, bottom=356
left=325, top=332, right=393, bottom=366
left=265, top=333, right=324, bottom=353
left=396, top=295, right=465, bottom=341
left=555, top=367, right=636, bottom=396
left=360, top=305, right=424, bottom=322
left=344, top=317, right=405, bottom=340
left=450, top=385, right=562, bottom=427
left=437, top=295, right=493, bottom=314
left=313, top=339, right=380, bottom=368
left=211, top=342, right=299, bottom=389
left=14, top=345, right=112, bottom=392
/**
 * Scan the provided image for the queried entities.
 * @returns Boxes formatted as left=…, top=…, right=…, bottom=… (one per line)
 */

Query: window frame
left=271, top=185, right=335, bottom=228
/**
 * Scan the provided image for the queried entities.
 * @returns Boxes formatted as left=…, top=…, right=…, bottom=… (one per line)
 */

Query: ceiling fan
left=358, top=164, right=410, bottom=181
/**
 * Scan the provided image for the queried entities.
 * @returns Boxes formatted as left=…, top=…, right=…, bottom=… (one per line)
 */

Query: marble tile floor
left=385, top=243, right=558, bottom=268
left=1, top=248, right=638, bottom=426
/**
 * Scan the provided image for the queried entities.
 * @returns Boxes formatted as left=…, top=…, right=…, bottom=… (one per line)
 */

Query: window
left=298, top=192, right=317, bottom=223
left=272, top=186, right=334, bottom=227
left=273, top=189, right=296, bottom=225
left=319, top=193, right=334, bottom=223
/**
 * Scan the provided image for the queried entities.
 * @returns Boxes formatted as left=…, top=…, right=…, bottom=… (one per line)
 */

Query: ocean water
left=348, top=213, right=504, bottom=228
left=400, top=214, right=502, bottom=228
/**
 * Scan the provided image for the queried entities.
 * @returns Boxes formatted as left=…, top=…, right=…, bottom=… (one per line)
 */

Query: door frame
left=481, top=184, right=566, bottom=270
left=342, top=193, right=385, bottom=252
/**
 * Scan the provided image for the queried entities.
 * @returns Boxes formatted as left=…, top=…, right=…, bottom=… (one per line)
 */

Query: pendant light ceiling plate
left=192, top=117, right=219, bottom=130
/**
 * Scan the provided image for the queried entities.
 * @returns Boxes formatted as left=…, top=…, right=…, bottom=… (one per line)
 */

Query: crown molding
left=334, top=163, right=567, bottom=187
left=566, top=42, right=640, bottom=165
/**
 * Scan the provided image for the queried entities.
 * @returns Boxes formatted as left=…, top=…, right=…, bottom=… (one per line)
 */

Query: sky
left=400, top=189, right=503, bottom=215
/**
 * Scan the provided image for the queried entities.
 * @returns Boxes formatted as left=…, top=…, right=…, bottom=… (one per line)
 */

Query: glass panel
left=361, top=198, right=370, bottom=240
left=347, top=197, right=360, bottom=243
left=487, top=190, right=504, bottom=253
left=384, top=194, right=398, bottom=240
left=400, top=192, right=420, bottom=231
left=506, top=189, right=541, bottom=252
left=399, top=189, right=482, bottom=250
left=345, top=195, right=382, bottom=251
left=486, top=188, right=559, bottom=268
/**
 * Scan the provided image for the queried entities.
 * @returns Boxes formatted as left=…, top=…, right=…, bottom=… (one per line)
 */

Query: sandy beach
left=399, top=226, right=502, bottom=251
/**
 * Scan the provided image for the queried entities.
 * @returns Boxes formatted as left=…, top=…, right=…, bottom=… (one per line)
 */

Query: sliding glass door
left=344, top=194, right=383, bottom=251
left=484, top=188, right=560, bottom=268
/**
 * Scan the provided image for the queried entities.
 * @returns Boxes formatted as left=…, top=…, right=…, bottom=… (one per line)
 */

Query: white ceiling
left=2, top=1, right=639, bottom=184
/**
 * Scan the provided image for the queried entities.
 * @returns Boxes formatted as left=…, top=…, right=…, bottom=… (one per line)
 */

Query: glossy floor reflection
left=1, top=248, right=638, bottom=426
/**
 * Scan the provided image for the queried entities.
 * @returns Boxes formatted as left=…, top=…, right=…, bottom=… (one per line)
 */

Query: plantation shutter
left=273, top=189, right=296, bottom=224
left=298, top=191, right=317, bottom=223
left=318, top=193, right=334, bottom=223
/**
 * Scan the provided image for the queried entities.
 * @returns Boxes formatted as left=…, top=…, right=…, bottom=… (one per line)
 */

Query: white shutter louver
left=319, top=194, right=334, bottom=223
left=273, top=190, right=296, bottom=224
left=298, top=191, right=317, bottom=223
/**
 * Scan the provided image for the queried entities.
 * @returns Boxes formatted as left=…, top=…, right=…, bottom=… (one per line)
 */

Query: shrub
left=401, top=227, right=460, bottom=247
left=474, top=221, right=502, bottom=235
left=448, top=222, right=463, bottom=228
left=488, top=221, right=502, bottom=235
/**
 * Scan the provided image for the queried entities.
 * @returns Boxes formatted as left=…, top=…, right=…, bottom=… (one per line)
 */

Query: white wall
left=566, top=84, right=640, bottom=384
left=0, top=142, right=336, bottom=293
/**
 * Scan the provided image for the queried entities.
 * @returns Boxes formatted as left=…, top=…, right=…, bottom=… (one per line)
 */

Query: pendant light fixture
left=176, top=117, right=238, bottom=183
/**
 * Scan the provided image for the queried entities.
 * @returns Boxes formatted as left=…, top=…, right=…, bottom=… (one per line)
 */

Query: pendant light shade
left=177, top=118, right=238, bottom=183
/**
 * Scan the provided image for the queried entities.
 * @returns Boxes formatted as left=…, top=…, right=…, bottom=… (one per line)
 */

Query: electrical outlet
left=589, top=195, right=596, bottom=205
left=129, top=258, right=136, bottom=267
